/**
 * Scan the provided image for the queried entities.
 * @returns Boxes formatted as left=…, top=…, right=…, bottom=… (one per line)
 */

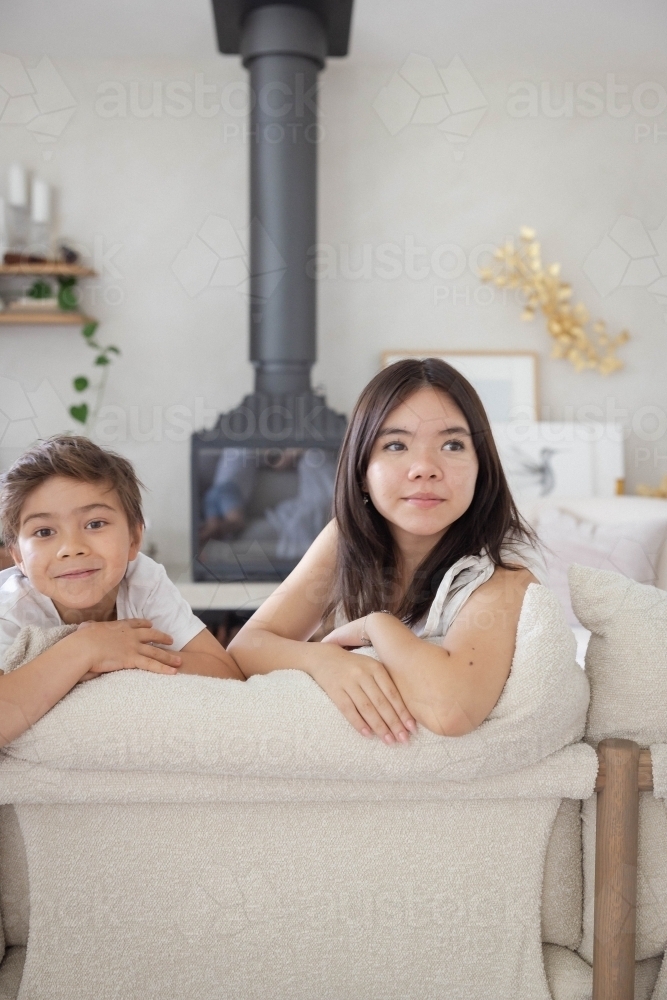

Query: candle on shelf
left=29, top=177, right=51, bottom=260
left=8, top=164, right=27, bottom=208
left=0, top=197, right=7, bottom=262
left=7, top=164, right=29, bottom=252
left=31, top=178, right=50, bottom=223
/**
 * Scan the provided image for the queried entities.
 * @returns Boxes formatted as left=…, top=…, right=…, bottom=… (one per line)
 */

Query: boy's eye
left=86, top=519, right=107, bottom=530
left=34, top=527, right=54, bottom=538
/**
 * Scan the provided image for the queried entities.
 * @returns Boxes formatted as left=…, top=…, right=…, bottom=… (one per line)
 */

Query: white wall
left=1, top=0, right=666, bottom=569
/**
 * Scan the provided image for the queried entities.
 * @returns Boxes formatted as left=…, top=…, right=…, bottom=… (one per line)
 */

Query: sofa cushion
left=538, top=508, right=666, bottom=626
left=0, top=946, right=26, bottom=1000
left=0, top=808, right=28, bottom=948
left=569, top=565, right=667, bottom=746
left=13, top=797, right=564, bottom=1000
left=543, top=943, right=661, bottom=1000
left=520, top=495, right=667, bottom=591
left=541, top=798, right=582, bottom=950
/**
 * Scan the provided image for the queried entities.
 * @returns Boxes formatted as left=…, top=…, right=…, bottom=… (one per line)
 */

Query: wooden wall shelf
left=0, top=311, right=93, bottom=326
left=0, top=263, right=96, bottom=277
left=0, top=263, right=97, bottom=326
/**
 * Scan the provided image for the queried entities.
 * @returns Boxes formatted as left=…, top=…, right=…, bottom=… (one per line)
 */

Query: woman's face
left=364, top=386, right=479, bottom=550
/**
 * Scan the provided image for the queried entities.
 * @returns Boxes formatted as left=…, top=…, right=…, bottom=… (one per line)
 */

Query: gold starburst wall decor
left=479, top=227, right=630, bottom=375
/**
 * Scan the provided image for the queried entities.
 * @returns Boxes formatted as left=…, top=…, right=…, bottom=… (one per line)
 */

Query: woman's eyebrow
left=378, top=426, right=411, bottom=437
left=378, top=424, right=471, bottom=437
left=440, top=426, right=471, bottom=435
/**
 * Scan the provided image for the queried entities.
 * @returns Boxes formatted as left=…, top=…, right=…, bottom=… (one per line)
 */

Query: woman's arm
left=322, top=566, right=537, bottom=737
left=229, top=521, right=339, bottom=672
left=228, top=521, right=416, bottom=743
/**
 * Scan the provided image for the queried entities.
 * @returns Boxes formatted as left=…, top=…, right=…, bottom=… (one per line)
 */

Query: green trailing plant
left=27, top=278, right=53, bottom=299
left=57, top=275, right=79, bottom=310
left=27, top=276, right=78, bottom=309
left=69, top=321, right=121, bottom=432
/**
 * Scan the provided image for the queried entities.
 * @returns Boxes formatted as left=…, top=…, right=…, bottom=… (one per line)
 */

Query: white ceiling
left=2, top=0, right=666, bottom=63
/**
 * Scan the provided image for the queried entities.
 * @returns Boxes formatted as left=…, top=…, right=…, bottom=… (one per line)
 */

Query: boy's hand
left=76, top=619, right=181, bottom=679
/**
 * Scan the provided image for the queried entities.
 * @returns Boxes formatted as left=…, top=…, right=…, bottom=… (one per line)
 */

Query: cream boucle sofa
left=0, top=497, right=666, bottom=1000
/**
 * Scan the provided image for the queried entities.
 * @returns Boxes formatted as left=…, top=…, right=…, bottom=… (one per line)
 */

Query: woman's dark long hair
left=329, top=358, right=536, bottom=626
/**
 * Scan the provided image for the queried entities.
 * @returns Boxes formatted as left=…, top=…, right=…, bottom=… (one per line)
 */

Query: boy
left=0, top=435, right=244, bottom=748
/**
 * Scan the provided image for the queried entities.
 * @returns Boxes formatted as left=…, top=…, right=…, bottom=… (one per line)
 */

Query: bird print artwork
left=506, top=446, right=561, bottom=496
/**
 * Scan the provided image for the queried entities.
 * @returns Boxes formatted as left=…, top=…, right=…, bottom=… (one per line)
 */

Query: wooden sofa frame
left=593, top=738, right=654, bottom=1000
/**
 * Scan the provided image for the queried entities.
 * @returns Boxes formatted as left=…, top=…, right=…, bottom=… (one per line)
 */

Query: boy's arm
left=175, top=628, right=245, bottom=680
left=0, top=620, right=181, bottom=747
left=132, top=559, right=243, bottom=680
left=0, top=630, right=94, bottom=746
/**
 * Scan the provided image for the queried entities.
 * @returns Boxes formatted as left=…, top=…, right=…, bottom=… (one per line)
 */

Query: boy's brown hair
left=0, top=435, right=144, bottom=548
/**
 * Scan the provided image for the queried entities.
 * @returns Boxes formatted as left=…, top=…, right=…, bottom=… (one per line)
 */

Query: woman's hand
left=308, top=645, right=416, bottom=744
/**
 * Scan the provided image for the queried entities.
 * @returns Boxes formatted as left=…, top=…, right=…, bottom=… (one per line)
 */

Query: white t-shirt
left=0, top=552, right=206, bottom=673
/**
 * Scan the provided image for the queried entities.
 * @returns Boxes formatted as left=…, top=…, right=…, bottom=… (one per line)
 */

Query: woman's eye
left=34, top=527, right=54, bottom=538
left=443, top=439, right=465, bottom=451
left=86, top=520, right=107, bottom=530
left=383, top=440, right=406, bottom=452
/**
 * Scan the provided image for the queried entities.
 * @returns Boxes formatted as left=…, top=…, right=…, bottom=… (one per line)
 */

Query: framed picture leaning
left=381, top=350, right=539, bottom=422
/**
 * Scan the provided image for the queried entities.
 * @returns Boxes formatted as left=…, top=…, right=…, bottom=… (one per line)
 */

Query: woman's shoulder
left=271, top=519, right=338, bottom=595
left=499, top=533, right=548, bottom=585
left=320, top=517, right=338, bottom=541
left=489, top=563, right=540, bottom=593
left=304, top=518, right=338, bottom=562
left=495, top=562, right=539, bottom=580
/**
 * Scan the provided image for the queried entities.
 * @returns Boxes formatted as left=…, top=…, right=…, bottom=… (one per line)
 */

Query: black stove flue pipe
left=242, top=5, right=323, bottom=395
left=212, top=0, right=353, bottom=395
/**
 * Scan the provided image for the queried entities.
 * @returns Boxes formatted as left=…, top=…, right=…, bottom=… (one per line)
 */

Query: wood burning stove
left=192, top=1, right=353, bottom=581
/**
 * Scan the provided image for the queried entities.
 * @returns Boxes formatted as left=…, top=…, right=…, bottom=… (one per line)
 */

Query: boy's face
left=11, top=476, right=142, bottom=616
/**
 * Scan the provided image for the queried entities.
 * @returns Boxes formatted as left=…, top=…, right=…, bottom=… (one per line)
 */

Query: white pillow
left=537, top=507, right=667, bottom=625
left=568, top=564, right=667, bottom=746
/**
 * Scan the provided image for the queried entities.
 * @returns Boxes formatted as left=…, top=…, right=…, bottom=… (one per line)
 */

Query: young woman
left=229, top=358, right=543, bottom=742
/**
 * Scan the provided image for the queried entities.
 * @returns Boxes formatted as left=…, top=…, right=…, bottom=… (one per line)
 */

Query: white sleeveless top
left=349, top=539, right=547, bottom=655
left=416, top=541, right=546, bottom=643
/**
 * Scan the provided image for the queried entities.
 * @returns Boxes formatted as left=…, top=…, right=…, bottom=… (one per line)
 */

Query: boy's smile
left=11, top=475, right=142, bottom=624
